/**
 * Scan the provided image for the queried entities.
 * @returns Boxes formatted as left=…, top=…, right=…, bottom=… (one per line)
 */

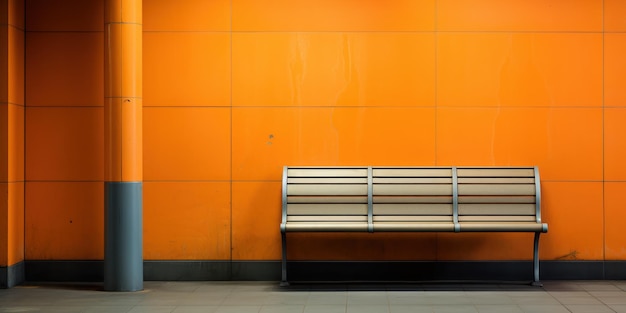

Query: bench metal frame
left=280, top=166, right=548, bottom=286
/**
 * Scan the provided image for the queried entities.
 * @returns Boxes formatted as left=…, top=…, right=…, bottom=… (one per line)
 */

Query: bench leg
left=531, top=232, right=543, bottom=287
left=280, top=232, right=289, bottom=287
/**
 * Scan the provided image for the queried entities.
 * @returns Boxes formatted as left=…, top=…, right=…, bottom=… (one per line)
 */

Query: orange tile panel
left=604, top=34, right=626, bottom=107
left=120, top=98, right=142, bottom=182
left=144, top=182, right=231, bottom=260
left=26, top=32, right=104, bottom=106
left=143, top=32, right=230, bottom=107
left=8, top=103, right=23, bottom=182
left=120, top=24, right=142, bottom=98
left=26, top=0, right=104, bottom=31
left=232, top=0, right=435, bottom=31
left=437, top=33, right=602, bottom=108
left=605, top=0, right=626, bottom=31
left=8, top=26, right=24, bottom=106
left=7, top=181, right=23, bottom=265
left=605, top=182, right=626, bottom=259
left=437, top=233, right=535, bottom=260
left=231, top=182, right=282, bottom=260
left=9, top=0, right=25, bottom=29
left=104, top=98, right=123, bottom=182
left=122, top=0, right=141, bottom=24
left=540, top=182, right=603, bottom=260
left=0, top=26, right=7, bottom=104
left=25, top=182, right=104, bottom=260
left=143, top=107, right=231, bottom=181
left=104, top=23, right=141, bottom=98
left=0, top=183, right=6, bottom=265
left=436, top=108, right=603, bottom=181
left=232, top=107, right=436, bottom=181
left=144, top=0, right=230, bottom=31
left=0, top=104, right=7, bottom=181
left=25, top=107, right=104, bottom=181
left=604, top=108, right=626, bottom=181
left=233, top=32, right=435, bottom=107
left=437, top=0, right=602, bottom=32
left=104, top=23, right=123, bottom=99
left=104, top=98, right=143, bottom=182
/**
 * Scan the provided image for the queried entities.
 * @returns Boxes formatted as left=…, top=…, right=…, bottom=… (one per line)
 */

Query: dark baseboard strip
left=1, top=261, right=25, bottom=288
left=20, top=260, right=626, bottom=283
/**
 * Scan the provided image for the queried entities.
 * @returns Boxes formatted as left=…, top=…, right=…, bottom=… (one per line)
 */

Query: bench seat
left=280, top=166, right=548, bottom=286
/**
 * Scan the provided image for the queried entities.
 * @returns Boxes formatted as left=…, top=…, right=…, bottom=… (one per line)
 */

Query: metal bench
left=280, top=166, right=548, bottom=286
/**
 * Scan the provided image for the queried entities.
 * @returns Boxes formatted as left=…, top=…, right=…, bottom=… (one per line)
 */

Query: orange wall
left=1, top=0, right=24, bottom=268
left=20, top=0, right=626, bottom=262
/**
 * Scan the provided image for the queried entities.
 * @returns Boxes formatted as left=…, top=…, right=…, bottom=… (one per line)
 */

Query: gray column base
left=0, top=261, right=25, bottom=288
left=105, top=182, right=143, bottom=291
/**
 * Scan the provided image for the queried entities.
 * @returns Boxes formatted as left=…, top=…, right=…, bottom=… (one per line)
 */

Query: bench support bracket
left=532, top=232, right=542, bottom=287
left=280, top=232, right=289, bottom=286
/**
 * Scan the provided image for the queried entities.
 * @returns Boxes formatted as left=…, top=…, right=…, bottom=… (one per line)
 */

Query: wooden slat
left=373, top=204, right=453, bottom=215
left=284, top=222, right=369, bottom=232
left=458, top=184, right=535, bottom=196
left=374, top=216, right=453, bottom=222
left=458, top=222, right=546, bottom=232
left=374, top=222, right=455, bottom=232
left=374, top=184, right=452, bottom=196
left=457, top=168, right=534, bottom=177
left=288, top=196, right=367, bottom=204
left=287, top=184, right=367, bottom=196
left=373, top=177, right=452, bottom=184
left=458, top=196, right=535, bottom=204
left=288, top=215, right=368, bottom=222
left=374, top=196, right=453, bottom=204
left=288, top=168, right=367, bottom=177
left=287, top=204, right=367, bottom=215
left=457, top=177, right=534, bottom=184
left=459, top=215, right=536, bottom=222
left=288, top=177, right=368, bottom=184
left=458, top=204, right=536, bottom=215
left=373, top=168, right=452, bottom=177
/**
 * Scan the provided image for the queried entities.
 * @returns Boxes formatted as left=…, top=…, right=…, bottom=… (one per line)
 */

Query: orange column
left=103, top=0, right=143, bottom=291
left=0, top=0, right=24, bottom=289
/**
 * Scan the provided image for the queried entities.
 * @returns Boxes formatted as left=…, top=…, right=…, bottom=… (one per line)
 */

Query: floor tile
left=303, top=304, right=347, bottom=313
left=474, top=305, right=523, bottom=313
left=172, top=306, right=219, bottom=313
left=128, top=306, right=176, bottom=313
left=346, top=304, right=390, bottom=313
left=389, top=305, right=434, bottom=313
left=260, top=304, right=305, bottom=313
left=517, top=304, right=571, bottom=313
left=564, top=304, right=616, bottom=313
left=431, top=305, right=478, bottom=313
left=214, top=306, right=263, bottom=313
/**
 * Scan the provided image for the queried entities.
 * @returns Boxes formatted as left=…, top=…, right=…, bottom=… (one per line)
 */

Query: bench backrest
left=282, top=166, right=541, bottom=232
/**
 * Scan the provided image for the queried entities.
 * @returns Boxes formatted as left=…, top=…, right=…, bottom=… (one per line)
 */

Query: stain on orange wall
left=18, top=0, right=626, bottom=263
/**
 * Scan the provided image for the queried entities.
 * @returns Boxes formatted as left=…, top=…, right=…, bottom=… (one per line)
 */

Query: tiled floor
left=1, top=281, right=626, bottom=313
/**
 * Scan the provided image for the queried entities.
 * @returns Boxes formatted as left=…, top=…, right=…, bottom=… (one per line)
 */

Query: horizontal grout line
left=21, top=180, right=625, bottom=183
left=20, top=105, right=623, bottom=109
left=140, top=105, right=609, bottom=109
left=142, top=30, right=612, bottom=34
left=25, top=30, right=104, bottom=33
left=24, top=105, right=104, bottom=108
left=24, top=180, right=104, bottom=183
left=23, top=30, right=626, bottom=34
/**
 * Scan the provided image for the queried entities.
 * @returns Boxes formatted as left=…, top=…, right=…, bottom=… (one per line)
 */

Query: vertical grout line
left=22, top=0, right=27, bottom=269
left=601, top=0, right=606, bottom=276
left=434, top=0, right=438, bottom=168
left=433, top=0, right=439, bottom=262
left=229, top=0, right=234, bottom=277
